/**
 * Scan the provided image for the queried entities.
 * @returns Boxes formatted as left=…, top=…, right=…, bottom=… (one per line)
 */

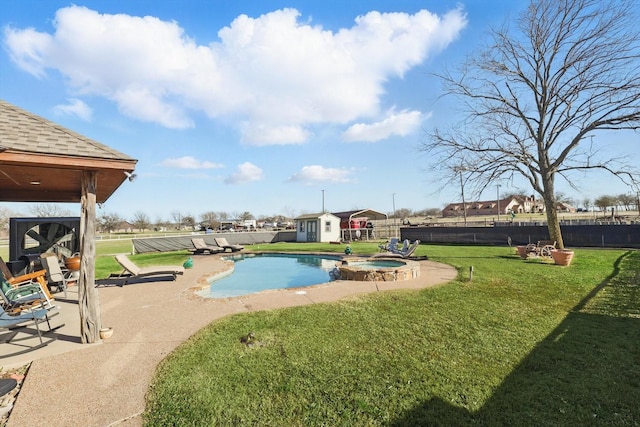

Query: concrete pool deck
left=4, top=255, right=457, bottom=426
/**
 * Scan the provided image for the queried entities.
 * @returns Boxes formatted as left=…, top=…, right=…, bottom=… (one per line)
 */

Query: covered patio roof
left=331, top=209, right=389, bottom=222
left=0, top=99, right=137, bottom=343
left=0, top=99, right=137, bottom=203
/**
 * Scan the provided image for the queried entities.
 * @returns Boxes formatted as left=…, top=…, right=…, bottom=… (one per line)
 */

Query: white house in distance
left=294, top=213, right=341, bottom=243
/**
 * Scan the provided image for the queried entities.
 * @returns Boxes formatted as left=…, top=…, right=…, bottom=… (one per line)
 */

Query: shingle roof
left=0, top=99, right=134, bottom=161
left=0, top=99, right=137, bottom=203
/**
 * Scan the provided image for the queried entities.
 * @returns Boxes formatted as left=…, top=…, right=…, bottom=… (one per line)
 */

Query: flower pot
left=551, top=249, right=574, bottom=266
left=100, top=327, right=113, bottom=340
left=516, top=246, right=528, bottom=259
left=65, top=256, right=81, bottom=271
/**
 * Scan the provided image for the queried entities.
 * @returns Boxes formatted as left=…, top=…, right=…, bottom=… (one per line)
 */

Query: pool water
left=343, top=260, right=405, bottom=269
left=198, top=253, right=341, bottom=298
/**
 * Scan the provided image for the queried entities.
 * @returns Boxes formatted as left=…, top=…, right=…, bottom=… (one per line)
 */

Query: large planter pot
left=551, top=249, right=574, bottom=266
left=65, top=256, right=81, bottom=271
left=516, top=246, right=528, bottom=259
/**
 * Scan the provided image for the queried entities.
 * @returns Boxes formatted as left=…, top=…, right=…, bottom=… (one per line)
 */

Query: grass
left=142, top=244, right=640, bottom=426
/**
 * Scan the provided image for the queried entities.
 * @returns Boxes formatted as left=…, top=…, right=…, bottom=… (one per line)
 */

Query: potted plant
left=551, top=249, right=574, bottom=266
left=516, top=245, right=528, bottom=259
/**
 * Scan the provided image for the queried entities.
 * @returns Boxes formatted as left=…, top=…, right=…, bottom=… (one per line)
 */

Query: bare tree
left=170, top=210, right=183, bottom=230
left=98, top=213, right=122, bottom=233
left=28, top=203, right=74, bottom=217
left=0, top=207, right=14, bottom=235
left=617, top=193, right=635, bottom=211
left=131, top=211, right=151, bottom=232
left=183, top=215, right=196, bottom=230
left=200, top=211, right=219, bottom=230
left=422, top=0, right=640, bottom=248
left=239, top=211, right=254, bottom=221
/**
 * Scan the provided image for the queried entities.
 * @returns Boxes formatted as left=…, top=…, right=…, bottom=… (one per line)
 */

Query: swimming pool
left=197, top=253, right=341, bottom=298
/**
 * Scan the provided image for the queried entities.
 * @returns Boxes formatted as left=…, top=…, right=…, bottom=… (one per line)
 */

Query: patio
left=2, top=255, right=457, bottom=426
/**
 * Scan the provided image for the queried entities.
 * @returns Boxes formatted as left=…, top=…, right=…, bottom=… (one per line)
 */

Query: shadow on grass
left=392, top=250, right=640, bottom=426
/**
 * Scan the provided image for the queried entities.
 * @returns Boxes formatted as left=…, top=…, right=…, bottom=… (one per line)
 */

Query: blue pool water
left=345, top=260, right=405, bottom=269
left=198, top=253, right=341, bottom=298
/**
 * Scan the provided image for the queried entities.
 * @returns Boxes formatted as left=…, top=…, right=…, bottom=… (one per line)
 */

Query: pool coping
left=188, top=252, right=422, bottom=299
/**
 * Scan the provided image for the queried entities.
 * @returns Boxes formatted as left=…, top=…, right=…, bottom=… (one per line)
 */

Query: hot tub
left=334, top=257, right=420, bottom=281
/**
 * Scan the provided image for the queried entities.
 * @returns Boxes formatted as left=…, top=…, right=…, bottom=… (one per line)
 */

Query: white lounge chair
left=378, top=238, right=399, bottom=252
left=389, top=240, right=421, bottom=258
left=214, top=237, right=244, bottom=252
left=114, top=254, right=185, bottom=285
left=190, top=238, right=225, bottom=255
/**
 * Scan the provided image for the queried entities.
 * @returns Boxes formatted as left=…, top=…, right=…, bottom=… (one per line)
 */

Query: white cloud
left=287, top=165, right=353, bottom=184
left=53, top=98, right=92, bottom=121
left=224, top=162, right=264, bottom=184
left=241, top=123, right=310, bottom=146
left=342, top=109, right=426, bottom=142
left=161, top=156, right=224, bottom=169
left=3, top=6, right=466, bottom=142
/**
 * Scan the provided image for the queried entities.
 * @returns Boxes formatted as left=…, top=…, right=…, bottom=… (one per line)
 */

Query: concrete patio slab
left=5, top=254, right=457, bottom=426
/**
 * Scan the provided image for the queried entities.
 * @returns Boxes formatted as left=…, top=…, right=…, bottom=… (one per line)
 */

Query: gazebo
left=0, top=99, right=137, bottom=343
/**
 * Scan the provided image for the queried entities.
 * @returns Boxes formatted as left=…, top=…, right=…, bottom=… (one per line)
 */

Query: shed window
left=325, top=221, right=331, bottom=232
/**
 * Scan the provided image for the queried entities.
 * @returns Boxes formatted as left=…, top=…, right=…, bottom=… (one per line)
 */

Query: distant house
left=556, top=202, right=577, bottom=213
left=294, top=213, right=341, bottom=243
left=114, top=221, right=135, bottom=233
left=442, top=195, right=546, bottom=218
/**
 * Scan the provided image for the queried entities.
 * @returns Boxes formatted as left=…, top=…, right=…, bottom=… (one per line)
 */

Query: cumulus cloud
left=224, top=162, right=264, bottom=184
left=342, top=109, right=426, bottom=142
left=161, top=156, right=223, bottom=169
left=3, top=6, right=466, bottom=143
left=287, top=165, right=353, bottom=185
left=53, top=98, right=92, bottom=121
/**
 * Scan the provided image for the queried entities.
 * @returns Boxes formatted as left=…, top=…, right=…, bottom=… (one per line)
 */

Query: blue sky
left=1, top=1, right=637, bottom=221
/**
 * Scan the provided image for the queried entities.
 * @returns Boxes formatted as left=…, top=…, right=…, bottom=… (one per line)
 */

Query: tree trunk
left=541, top=175, right=565, bottom=249
left=79, top=171, right=101, bottom=343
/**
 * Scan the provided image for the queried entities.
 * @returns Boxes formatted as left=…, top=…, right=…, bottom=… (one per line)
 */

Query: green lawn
left=142, top=244, right=640, bottom=426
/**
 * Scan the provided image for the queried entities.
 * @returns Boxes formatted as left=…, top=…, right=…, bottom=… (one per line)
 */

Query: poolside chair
left=40, top=253, right=78, bottom=297
left=0, top=277, right=55, bottom=312
left=378, top=238, right=399, bottom=252
left=114, top=254, right=185, bottom=285
left=389, top=240, right=421, bottom=258
left=0, top=303, right=55, bottom=349
left=0, top=257, right=54, bottom=301
left=214, top=237, right=244, bottom=252
left=190, top=238, right=225, bottom=255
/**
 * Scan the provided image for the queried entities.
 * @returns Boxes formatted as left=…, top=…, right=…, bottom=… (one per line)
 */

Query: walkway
left=4, top=255, right=457, bottom=426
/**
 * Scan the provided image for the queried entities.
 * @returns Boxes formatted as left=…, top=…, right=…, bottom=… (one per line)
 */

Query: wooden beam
left=78, top=170, right=101, bottom=344
left=0, top=152, right=137, bottom=170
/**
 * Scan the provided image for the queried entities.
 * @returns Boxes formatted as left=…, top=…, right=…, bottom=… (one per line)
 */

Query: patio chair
left=0, top=257, right=54, bottom=301
left=190, top=238, right=225, bottom=255
left=214, top=237, right=244, bottom=252
left=389, top=240, right=421, bottom=258
left=0, top=303, right=55, bottom=349
left=113, top=254, right=185, bottom=285
left=0, top=277, right=55, bottom=312
left=40, top=253, right=78, bottom=297
left=378, top=238, right=399, bottom=252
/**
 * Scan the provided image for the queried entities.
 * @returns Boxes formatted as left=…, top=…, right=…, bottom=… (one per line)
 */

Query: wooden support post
left=79, top=170, right=101, bottom=344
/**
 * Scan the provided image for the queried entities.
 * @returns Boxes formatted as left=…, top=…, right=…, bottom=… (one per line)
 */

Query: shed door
left=306, top=220, right=317, bottom=242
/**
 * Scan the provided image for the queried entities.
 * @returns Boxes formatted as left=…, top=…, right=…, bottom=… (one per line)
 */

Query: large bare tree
left=423, top=0, right=640, bottom=248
